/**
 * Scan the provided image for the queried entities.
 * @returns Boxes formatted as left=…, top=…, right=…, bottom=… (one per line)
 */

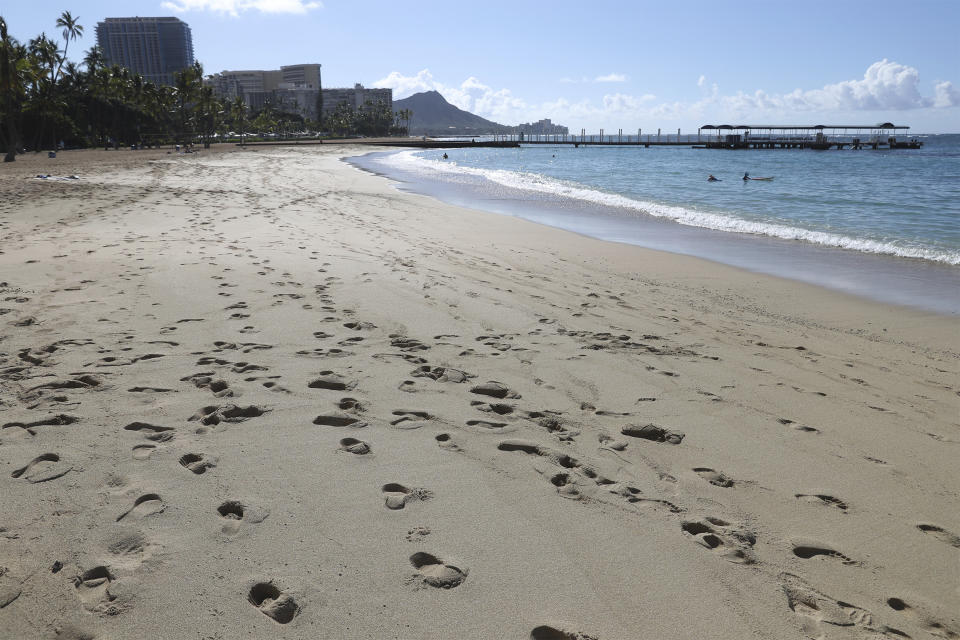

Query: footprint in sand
left=792, top=543, right=856, bottom=565
left=124, top=421, right=175, bottom=442
left=406, top=526, right=431, bottom=542
left=382, top=483, right=433, bottom=510
left=398, top=380, right=419, bottom=393
left=469, top=381, right=521, bottom=399
left=466, top=419, right=510, bottom=430
left=795, top=494, right=848, bottom=512
left=116, top=494, right=165, bottom=522
left=621, top=423, right=684, bottom=445
left=916, top=523, right=960, bottom=548
left=106, top=530, right=152, bottom=565
left=181, top=372, right=234, bottom=397
left=11, top=453, right=71, bottom=483
left=132, top=444, right=157, bottom=460
left=680, top=519, right=757, bottom=564
left=470, top=401, right=515, bottom=415
left=2, top=414, right=79, bottom=436
left=74, top=566, right=116, bottom=611
left=297, top=345, right=347, bottom=358
left=549, top=473, right=582, bottom=500
left=308, top=371, right=356, bottom=391
left=885, top=596, right=960, bottom=638
left=339, top=437, right=372, bottom=455
left=189, top=404, right=266, bottom=426
left=435, top=433, right=461, bottom=451
left=780, top=572, right=888, bottom=639
left=313, top=414, right=366, bottom=428
left=693, top=467, right=735, bottom=488
left=217, top=500, right=268, bottom=534
left=390, top=335, right=430, bottom=352
left=410, top=365, right=475, bottom=383
left=343, top=321, right=376, bottom=331
left=597, top=433, right=629, bottom=451
left=390, top=410, right=431, bottom=429
left=247, top=582, right=299, bottom=624
left=338, top=397, right=365, bottom=412
left=178, top=453, right=216, bottom=475
left=409, top=552, right=467, bottom=589
left=530, top=626, right=599, bottom=640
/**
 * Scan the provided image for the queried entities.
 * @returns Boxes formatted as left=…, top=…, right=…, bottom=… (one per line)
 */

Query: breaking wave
left=379, top=150, right=960, bottom=265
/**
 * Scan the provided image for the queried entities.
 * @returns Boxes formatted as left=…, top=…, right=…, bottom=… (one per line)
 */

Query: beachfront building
left=517, top=118, right=569, bottom=135
left=207, top=64, right=324, bottom=120
left=95, top=17, right=194, bottom=86
left=206, top=65, right=392, bottom=124
left=320, top=84, right=393, bottom=120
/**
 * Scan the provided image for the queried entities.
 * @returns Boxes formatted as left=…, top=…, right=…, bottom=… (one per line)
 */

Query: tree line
left=0, top=11, right=413, bottom=162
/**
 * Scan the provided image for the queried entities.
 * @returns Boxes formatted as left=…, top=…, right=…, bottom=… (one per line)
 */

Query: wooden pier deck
left=235, top=124, right=921, bottom=151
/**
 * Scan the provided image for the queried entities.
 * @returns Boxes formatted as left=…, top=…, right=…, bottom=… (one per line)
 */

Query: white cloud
left=595, top=73, right=627, bottom=83
left=373, top=69, right=439, bottom=97
left=161, top=0, right=323, bottom=16
left=602, top=93, right=656, bottom=111
left=373, top=69, right=532, bottom=122
left=375, top=60, right=956, bottom=132
left=799, top=59, right=927, bottom=110
left=933, top=81, right=960, bottom=108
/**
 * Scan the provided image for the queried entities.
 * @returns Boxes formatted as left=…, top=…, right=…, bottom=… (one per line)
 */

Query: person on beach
left=708, top=174, right=720, bottom=181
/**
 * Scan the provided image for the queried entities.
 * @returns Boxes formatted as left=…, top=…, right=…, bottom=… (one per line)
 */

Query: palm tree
left=0, top=17, right=27, bottom=161
left=82, top=44, right=103, bottom=74
left=27, top=33, right=59, bottom=149
left=173, top=61, right=202, bottom=144
left=195, top=85, right=219, bottom=148
left=231, top=95, right=246, bottom=145
left=54, top=11, right=82, bottom=83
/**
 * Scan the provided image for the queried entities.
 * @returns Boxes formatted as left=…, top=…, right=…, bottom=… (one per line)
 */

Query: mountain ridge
left=392, top=90, right=513, bottom=136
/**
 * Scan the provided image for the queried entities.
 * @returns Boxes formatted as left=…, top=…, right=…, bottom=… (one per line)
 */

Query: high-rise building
left=95, top=17, right=195, bottom=86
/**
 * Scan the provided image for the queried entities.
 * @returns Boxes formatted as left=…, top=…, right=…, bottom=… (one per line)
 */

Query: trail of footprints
left=4, top=252, right=956, bottom=639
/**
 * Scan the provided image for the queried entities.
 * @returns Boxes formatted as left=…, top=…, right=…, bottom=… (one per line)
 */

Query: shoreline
left=350, top=148, right=960, bottom=316
left=1, top=145, right=957, bottom=639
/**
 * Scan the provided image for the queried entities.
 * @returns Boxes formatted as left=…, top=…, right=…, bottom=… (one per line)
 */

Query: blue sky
left=6, top=0, right=960, bottom=131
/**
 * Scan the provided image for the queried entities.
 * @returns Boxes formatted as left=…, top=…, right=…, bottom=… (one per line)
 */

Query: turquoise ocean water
left=350, top=135, right=960, bottom=313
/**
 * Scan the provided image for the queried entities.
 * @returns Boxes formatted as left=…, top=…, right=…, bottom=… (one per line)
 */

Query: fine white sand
left=1, top=145, right=958, bottom=640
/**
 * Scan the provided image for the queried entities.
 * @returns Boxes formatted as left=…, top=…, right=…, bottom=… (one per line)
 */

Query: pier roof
left=700, top=123, right=909, bottom=130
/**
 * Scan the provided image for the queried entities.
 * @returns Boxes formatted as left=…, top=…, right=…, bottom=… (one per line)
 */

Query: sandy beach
left=0, top=145, right=957, bottom=640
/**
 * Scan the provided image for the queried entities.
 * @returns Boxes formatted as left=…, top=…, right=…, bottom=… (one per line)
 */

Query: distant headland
left=393, top=90, right=568, bottom=137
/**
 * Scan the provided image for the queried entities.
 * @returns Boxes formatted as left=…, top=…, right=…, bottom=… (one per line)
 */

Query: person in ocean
left=708, top=174, right=720, bottom=181
left=442, top=153, right=448, bottom=159
left=743, top=172, right=750, bottom=180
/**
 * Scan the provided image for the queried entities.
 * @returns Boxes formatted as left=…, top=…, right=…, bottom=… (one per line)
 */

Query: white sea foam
left=380, top=150, right=960, bottom=265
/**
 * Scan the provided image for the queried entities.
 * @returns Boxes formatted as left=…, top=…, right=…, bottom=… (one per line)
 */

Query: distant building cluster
left=516, top=119, right=569, bottom=135
left=205, top=66, right=391, bottom=123
left=95, top=16, right=195, bottom=86
left=93, top=17, right=392, bottom=125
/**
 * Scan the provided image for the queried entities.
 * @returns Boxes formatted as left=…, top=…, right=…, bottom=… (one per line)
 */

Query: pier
left=236, top=123, right=921, bottom=151
left=697, top=124, right=922, bottom=150
left=436, top=123, right=923, bottom=150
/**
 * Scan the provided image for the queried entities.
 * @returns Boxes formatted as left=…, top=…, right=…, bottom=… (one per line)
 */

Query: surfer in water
left=743, top=172, right=750, bottom=181
left=708, top=174, right=720, bottom=181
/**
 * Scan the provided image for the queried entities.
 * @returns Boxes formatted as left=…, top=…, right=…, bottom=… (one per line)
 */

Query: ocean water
left=349, top=135, right=960, bottom=314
